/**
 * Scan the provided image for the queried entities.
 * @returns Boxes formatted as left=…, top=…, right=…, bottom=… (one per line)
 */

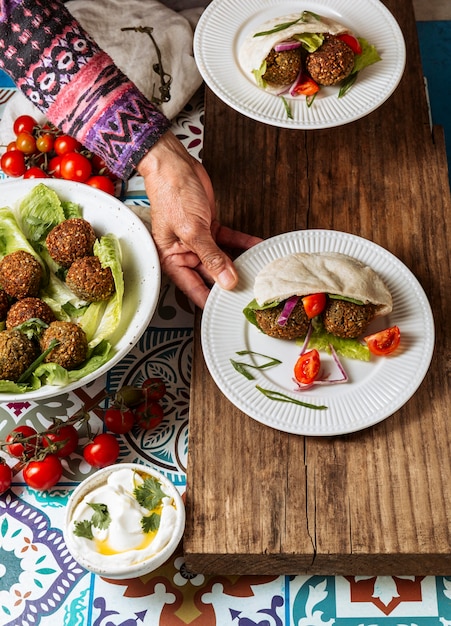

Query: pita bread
left=254, top=252, right=392, bottom=316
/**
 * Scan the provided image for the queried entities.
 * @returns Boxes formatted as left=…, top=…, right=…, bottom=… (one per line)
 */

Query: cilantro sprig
left=134, top=475, right=166, bottom=533
left=73, top=502, right=111, bottom=540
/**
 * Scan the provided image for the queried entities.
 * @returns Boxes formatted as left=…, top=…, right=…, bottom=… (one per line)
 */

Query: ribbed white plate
left=194, top=0, right=406, bottom=128
left=201, top=231, right=434, bottom=435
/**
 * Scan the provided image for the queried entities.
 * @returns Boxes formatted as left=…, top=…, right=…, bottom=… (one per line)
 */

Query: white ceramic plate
left=0, top=179, right=160, bottom=402
left=201, top=231, right=434, bottom=436
left=194, top=0, right=406, bottom=129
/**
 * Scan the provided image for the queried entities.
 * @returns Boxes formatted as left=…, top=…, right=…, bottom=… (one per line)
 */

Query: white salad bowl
left=0, top=178, right=160, bottom=401
left=63, top=463, right=185, bottom=579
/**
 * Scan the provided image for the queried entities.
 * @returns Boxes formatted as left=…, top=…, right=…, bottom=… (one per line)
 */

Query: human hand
left=137, top=131, right=261, bottom=309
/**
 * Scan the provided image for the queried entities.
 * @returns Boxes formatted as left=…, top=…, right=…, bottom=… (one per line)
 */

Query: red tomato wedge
left=291, top=76, right=319, bottom=96
left=294, top=349, right=321, bottom=385
left=302, top=293, right=327, bottom=318
left=337, top=33, right=362, bottom=55
left=364, top=326, right=401, bottom=356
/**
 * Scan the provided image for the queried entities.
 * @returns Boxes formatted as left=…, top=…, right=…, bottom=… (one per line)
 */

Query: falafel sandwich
left=239, top=10, right=380, bottom=97
left=243, top=252, right=392, bottom=341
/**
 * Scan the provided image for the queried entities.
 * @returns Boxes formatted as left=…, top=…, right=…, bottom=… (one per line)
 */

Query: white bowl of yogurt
left=63, top=463, right=185, bottom=579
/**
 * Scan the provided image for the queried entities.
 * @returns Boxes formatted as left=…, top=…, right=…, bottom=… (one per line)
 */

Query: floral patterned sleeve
left=0, top=0, right=171, bottom=179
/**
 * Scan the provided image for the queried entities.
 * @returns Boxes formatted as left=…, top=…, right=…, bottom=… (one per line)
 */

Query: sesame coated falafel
left=40, top=321, right=88, bottom=370
left=305, top=34, right=355, bottom=86
left=0, top=329, right=39, bottom=381
left=46, top=218, right=96, bottom=267
left=255, top=300, right=310, bottom=340
left=66, top=256, right=115, bottom=302
left=322, top=299, right=376, bottom=338
left=6, top=297, right=56, bottom=330
left=0, top=250, right=43, bottom=299
left=263, top=47, right=302, bottom=86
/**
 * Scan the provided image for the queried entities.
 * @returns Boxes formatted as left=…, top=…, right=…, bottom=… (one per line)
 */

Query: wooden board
left=184, top=0, right=451, bottom=574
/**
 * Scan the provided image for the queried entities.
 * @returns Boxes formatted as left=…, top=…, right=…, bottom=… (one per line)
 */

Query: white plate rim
left=201, top=230, right=435, bottom=436
left=0, top=178, right=161, bottom=402
left=194, top=0, right=406, bottom=129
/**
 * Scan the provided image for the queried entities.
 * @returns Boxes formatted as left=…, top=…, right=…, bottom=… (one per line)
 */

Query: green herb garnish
left=73, top=502, right=111, bottom=540
left=256, top=386, right=327, bottom=410
left=253, top=15, right=304, bottom=37
left=280, top=96, right=293, bottom=119
left=231, top=350, right=282, bottom=381
left=134, top=476, right=165, bottom=511
left=141, top=512, right=161, bottom=534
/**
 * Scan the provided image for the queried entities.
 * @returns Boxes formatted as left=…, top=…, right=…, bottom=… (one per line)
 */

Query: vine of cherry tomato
left=0, top=377, right=168, bottom=491
left=1, top=114, right=117, bottom=194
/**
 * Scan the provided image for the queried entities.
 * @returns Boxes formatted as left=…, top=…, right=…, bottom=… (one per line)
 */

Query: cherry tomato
left=104, top=407, right=135, bottom=434
left=302, top=293, right=327, bottom=318
left=42, top=424, right=79, bottom=458
left=135, top=401, right=164, bottom=430
left=292, top=76, right=320, bottom=96
left=54, top=135, right=82, bottom=155
left=13, top=114, right=38, bottom=136
left=83, top=433, right=120, bottom=468
left=0, top=462, right=12, bottom=494
left=60, top=152, right=92, bottom=182
left=142, top=377, right=167, bottom=401
left=86, top=175, right=116, bottom=195
left=364, top=326, right=401, bottom=356
left=294, top=349, right=321, bottom=385
left=6, top=425, right=38, bottom=458
left=1, top=150, right=26, bottom=177
left=23, top=454, right=63, bottom=491
left=90, top=154, right=116, bottom=179
left=337, top=33, right=362, bottom=55
left=6, top=140, right=18, bottom=151
left=48, top=154, right=63, bottom=178
left=23, top=166, right=49, bottom=179
left=36, top=133, right=54, bottom=153
left=15, top=131, right=37, bottom=155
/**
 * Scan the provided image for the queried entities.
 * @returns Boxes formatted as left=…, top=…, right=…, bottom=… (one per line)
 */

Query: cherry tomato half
left=83, top=433, right=120, bottom=468
left=294, top=349, right=321, bottom=385
left=135, top=401, right=164, bottom=430
left=86, top=175, right=116, bottom=196
left=104, top=407, right=135, bottom=434
left=142, top=377, right=167, bottom=401
left=13, top=114, right=38, bottom=136
left=364, top=326, right=401, bottom=356
left=60, top=152, right=92, bottom=182
left=42, top=424, right=79, bottom=458
left=6, top=425, right=38, bottom=458
left=292, top=76, right=320, bottom=96
left=1, top=150, right=26, bottom=177
left=0, top=462, right=12, bottom=494
left=337, top=33, right=363, bottom=55
left=54, top=135, right=82, bottom=155
left=23, top=454, right=63, bottom=491
left=302, top=293, right=327, bottom=318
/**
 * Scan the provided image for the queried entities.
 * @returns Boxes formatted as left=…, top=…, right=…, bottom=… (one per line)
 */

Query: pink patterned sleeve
left=0, top=0, right=171, bottom=179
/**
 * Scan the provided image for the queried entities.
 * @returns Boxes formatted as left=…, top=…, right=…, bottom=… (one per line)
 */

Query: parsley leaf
left=73, top=519, right=94, bottom=540
left=134, top=477, right=165, bottom=511
left=141, top=512, right=161, bottom=533
left=89, top=503, right=111, bottom=530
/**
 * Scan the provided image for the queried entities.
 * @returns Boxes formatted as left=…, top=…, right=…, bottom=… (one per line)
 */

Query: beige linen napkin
left=0, top=0, right=203, bottom=145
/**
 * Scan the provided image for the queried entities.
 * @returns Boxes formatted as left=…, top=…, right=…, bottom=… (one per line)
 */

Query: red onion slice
left=274, top=40, right=302, bottom=52
left=277, top=295, right=300, bottom=326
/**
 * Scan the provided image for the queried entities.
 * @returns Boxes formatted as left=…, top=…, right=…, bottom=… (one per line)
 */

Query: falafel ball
left=305, top=34, right=355, bottom=86
left=255, top=299, right=310, bottom=340
left=0, top=329, right=39, bottom=381
left=0, top=250, right=43, bottom=299
left=40, top=321, right=88, bottom=370
left=322, top=299, right=376, bottom=338
left=0, top=289, right=10, bottom=321
left=263, top=47, right=302, bottom=86
left=6, top=297, right=56, bottom=330
left=46, top=218, right=97, bottom=267
left=66, top=256, right=115, bottom=302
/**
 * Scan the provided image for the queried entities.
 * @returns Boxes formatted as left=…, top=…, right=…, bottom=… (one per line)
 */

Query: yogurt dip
left=67, top=466, right=180, bottom=569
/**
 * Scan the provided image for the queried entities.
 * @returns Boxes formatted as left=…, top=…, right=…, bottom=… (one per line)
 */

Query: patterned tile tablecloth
left=1, top=76, right=451, bottom=626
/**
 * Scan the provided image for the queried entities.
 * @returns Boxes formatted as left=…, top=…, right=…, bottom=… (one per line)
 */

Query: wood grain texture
left=184, top=0, right=451, bottom=574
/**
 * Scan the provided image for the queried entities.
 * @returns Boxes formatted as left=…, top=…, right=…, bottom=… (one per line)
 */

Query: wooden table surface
left=184, top=0, right=451, bottom=575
